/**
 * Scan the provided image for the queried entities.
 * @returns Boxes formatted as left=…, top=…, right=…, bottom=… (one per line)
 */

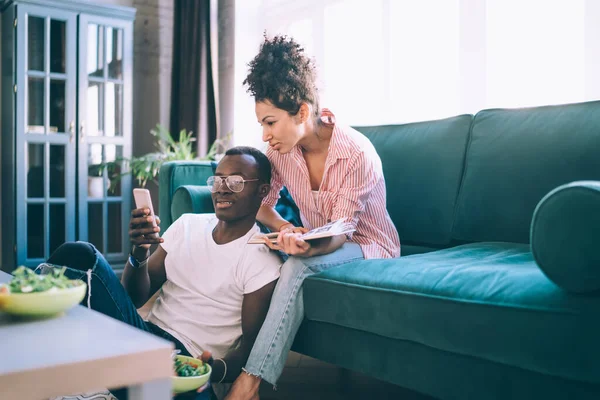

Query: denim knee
left=47, top=241, right=97, bottom=271
left=279, top=257, right=305, bottom=278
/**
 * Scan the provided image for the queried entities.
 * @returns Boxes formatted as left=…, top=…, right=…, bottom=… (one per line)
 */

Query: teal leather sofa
left=159, top=100, right=600, bottom=399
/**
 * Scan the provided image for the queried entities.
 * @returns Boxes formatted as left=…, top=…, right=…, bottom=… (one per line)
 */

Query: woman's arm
left=258, top=149, right=297, bottom=232
left=270, top=149, right=379, bottom=258
left=257, top=204, right=294, bottom=232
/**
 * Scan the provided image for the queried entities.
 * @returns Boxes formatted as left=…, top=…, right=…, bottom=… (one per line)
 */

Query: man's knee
left=48, top=241, right=97, bottom=271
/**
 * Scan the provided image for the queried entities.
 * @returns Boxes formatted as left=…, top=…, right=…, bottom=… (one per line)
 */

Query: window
left=486, top=0, right=586, bottom=108
left=235, top=0, right=600, bottom=146
left=323, top=0, right=385, bottom=125
left=388, top=0, right=460, bottom=122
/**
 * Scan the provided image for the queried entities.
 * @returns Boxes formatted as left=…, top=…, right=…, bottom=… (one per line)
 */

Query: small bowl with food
left=172, top=355, right=212, bottom=394
left=0, top=266, right=86, bottom=318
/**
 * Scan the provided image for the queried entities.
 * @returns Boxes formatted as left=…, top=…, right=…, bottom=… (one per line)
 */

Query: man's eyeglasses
left=207, top=175, right=259, bottom=193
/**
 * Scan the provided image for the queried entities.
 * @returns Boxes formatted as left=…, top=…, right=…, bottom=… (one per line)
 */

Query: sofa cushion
left=172, top=185, right=214, bottom=222
left=355, top=115, right=472, bottom=247
left=303, top=242, right=600, bottom=384
left=531, top=181, right=600, bottom=293
left=159, top=161, right=215, bottom=229
left=452, top=100, right=600, bottom=244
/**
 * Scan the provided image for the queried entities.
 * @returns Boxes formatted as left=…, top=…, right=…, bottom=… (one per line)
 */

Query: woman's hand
left=264, top=227, right=312, bottom=257
left=278, top=222, right=308, bottom=234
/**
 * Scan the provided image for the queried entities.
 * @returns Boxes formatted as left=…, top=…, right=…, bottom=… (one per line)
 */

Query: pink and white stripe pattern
left=263, top=109, right=400, bottom=259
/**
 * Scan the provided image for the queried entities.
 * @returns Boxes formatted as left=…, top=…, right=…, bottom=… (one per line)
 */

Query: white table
left=0, top=270, right=174, bottom=400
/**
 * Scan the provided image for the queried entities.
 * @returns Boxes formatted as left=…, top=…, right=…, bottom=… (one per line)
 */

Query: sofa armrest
left=171, top=185, right=214, bottom=222
left=531, top=180, right=600, bottom=293
left=159, top=160, right=215, bottom=231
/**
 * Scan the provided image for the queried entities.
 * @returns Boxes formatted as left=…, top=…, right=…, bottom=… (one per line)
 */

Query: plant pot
left=88, top=176, right=105, bottom=198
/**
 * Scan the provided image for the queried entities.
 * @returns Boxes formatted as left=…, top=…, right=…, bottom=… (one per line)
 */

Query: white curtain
left=234, top=0, right=600, bottom=149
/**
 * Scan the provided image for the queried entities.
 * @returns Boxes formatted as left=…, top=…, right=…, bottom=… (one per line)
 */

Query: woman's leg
left=45, top=241, right=151, bottom=331
left=227, top=242, right=364, bottom=399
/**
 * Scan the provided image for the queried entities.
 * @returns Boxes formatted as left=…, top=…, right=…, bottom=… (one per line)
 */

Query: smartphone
left=133, top=188, right=158, bottom=236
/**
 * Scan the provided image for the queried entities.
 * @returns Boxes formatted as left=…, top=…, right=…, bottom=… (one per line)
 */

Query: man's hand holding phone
left=130, top=188, right=163, bottom=261
left=129, top=208, right=163, bottom=250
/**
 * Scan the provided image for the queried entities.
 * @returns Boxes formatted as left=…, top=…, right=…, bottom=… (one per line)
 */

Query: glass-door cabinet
left=78, top=15, right=133, bottom=263
left=1, top=0, right=135, bottom=270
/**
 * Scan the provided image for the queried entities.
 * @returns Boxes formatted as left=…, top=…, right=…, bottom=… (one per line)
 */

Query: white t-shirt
left=146, top=213, right=282, bottom=358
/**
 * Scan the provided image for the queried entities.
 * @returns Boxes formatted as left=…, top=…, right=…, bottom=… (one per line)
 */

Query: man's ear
left=258, top=183, right=271, bottom=198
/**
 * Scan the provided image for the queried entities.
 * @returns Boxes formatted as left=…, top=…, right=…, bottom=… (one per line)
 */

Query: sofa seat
left=303, top=242, right=600, bottom=385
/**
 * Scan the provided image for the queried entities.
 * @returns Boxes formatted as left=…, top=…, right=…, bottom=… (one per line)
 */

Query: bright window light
left=234, top=0, right=599, bottom=144
left=389, top=0, right=460, bottom=122
left=486, top=0, right=586, bottom=108
left=323, top=0, right=385, bottom=125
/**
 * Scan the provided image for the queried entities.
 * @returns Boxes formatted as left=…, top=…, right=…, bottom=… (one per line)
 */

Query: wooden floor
left=259, top=352, right=436, bottom=400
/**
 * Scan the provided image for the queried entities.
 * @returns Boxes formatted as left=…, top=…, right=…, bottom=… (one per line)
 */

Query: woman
left=225, top=35, right=400, bottom=400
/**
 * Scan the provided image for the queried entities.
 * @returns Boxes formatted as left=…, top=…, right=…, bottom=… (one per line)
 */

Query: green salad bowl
left=172, top=355, right=212, bottom=394
left=0, top=282, right=87, bottom=317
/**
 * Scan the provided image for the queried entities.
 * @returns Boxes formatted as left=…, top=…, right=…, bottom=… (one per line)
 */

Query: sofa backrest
left=356, top=115, right=472, bottom=250
left=452, top=100, right=600, bottom=244
left=158, top=160, right=215, bottom=229
left=160, top=101, right=600, bottom=250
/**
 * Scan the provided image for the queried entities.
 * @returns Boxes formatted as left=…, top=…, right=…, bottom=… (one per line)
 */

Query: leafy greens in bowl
left=0, top=266, right=86, bottom=317
left=172, top=355, right=212, bottom=394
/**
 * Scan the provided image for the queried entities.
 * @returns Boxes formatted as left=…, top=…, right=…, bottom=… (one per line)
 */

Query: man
left=45, top=146, right=282, bottom=399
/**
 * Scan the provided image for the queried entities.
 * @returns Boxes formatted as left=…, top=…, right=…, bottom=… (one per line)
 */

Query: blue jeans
left=45, top=242, right=212, bottom=400
left=243, top=242, right=364, bottom=385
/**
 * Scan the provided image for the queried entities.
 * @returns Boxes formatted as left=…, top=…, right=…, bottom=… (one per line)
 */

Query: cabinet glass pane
left=28, top=16, right=45, bottom=71
left=105, top=145, right=123, bottom=197
left=49, top=145, right=65, bottom=198
left=107, top=28, right=123, bottom=80
left=107, top=203, right=122, bottom=253
left=28, top=77, right=45, bottom=133
left=50, top=19, right=66, bottom=73
left=27, top=143, right=45, bottom=198
left=88, top=143, right=105, bottom=199
left=87, top=24, right=104, bottom=78
left=105, top=83, right=123, bottom=137
left=88, top=203, right=104, bottom=251
left=49, top=204, right=65, bottom=255
left=50, top=80, right=66, bottom=133
left=27, top=204, right=44, bottom=258
left=87, top=82, right=104, bottom=136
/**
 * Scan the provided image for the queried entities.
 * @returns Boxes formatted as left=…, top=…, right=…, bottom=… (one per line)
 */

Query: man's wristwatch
left=129, top=247, right=149, bottom=269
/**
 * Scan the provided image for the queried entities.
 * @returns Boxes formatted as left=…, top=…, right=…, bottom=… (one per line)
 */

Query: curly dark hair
left=243, top=34, right=320, bottom=118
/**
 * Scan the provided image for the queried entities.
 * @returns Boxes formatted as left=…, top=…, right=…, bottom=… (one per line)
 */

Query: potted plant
left=101, top=124, right=230, bottom=192
left=87, top=163, right=106, bottom=198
